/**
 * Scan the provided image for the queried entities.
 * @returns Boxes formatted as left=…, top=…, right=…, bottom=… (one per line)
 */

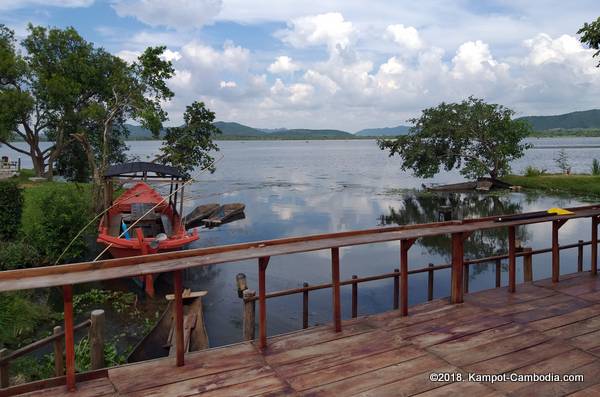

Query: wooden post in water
left=331, top=248, right=341, bottom=332
left=89, top=310, right=105, bottom=370
left=0, top=348, right=8, bottom=389
left=451, top=233, right=465, bottom=304
left=523, top=247, right=533, bottom=283
left=351, top=275, right=358, bottom=318
left=495, top=259, right=502, bottom=288
left=53, top=326, right=64, bottom=377
left=258, top=257, right=270, bottom=349
left=400, top=239, right=416, bottom=316
left=578, top=240, right=584, bottom=272
left=173, top=270, right=184, bottom=367
left=393, top=268, right=399, bottom=310
left=592, top=216, right=599, bottom=276
left=302, top=283, right=309, bottom=329
left=508, top=226, right=516, bottom=293
left=236, top=273, right=247, bottom=298
left=63, top=285, right=76, bottom=392
left=242, top=290, right=256, bottom=341
left=427, top=263, right=434, bottom=301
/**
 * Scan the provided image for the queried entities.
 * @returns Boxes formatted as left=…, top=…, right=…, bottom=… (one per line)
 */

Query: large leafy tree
left=159, top=101, right=221, bottom=178
left=579, top=17, right=600, bottom=65
left=378, top=97, right=532, bottom=179
left=0, top=24, right=100, bottom=177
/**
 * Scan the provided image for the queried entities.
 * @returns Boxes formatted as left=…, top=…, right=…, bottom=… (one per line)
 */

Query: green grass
left=503, top=174, right=600, bottom=198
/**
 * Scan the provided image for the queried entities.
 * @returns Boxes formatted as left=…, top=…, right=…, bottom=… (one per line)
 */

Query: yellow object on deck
left=547, top=207, right=575, bottom=215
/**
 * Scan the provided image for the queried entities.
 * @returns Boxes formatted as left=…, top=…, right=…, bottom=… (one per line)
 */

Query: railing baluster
left=393, top=268, right=399, bottom=310
left=243, top=290, right=256, bottom=340
left=592, top=216, right=598, bottom=276
left=53, top=326, right=64, bottom=377
left=302, top=282, right=309, bottom=328
left=0, top=348, right=8, bottom=389
left=578, top=240, right=584, bottom=272
left=495, top=259, right=501, bottom=287
left=400, top=239, right=416, bottom=316
left=427, top=263, right=434, bottom=301
left=523, top=247, right=533, bottom=282
left=451, top=233, right=465, bottom=304
left=552, top=220, right=567, bottom=283
left=331, top=248, right=341, bottom=332
left=351, top=275, right=358, bottom=318
left=63, top=284, right=76, bottom=392
left=258, top=256, right=270, bottom=349
left=463, top=263, right=470, bottom=294
left=173, top=270, right=184, bottom=367
left=508, top=226, right=516, bottom=293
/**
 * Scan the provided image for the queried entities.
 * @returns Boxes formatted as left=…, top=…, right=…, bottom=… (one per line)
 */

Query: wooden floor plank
left=16, top=378, right=116, bottom=397
left=528, top=304, right=600, bottom=331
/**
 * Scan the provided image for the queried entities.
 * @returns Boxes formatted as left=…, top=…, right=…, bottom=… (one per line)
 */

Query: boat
left=97, top=162, right=199, bottom=296
left=127, top=290, right=209, bottom=363
left=202, top=203, right=246, bottom=228
left=183, top=203, right=220, bottom=229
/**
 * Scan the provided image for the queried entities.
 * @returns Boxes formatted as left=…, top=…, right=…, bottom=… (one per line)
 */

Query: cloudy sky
left=3, top=1, right=600, bottom=131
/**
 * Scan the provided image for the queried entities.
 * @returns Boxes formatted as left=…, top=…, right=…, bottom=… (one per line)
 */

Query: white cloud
left=379, top=56, right=405, bottom=75
left=277, top=12, right=355, bottom=50
left=219, top=80, right=237, bottom=88
left=268, top=56, right=300, bottom=74
left=0, top=0, right=92, bottom=9
left=303, top=70, right=339, bottom=94
left=182, top=41, right=250, bottom=71
left=111, top=0, right=222, bottom=30
left=385, top=24, right=422, bottom=50
left=451, top=40, right=508, bottom=81
left=524, top=33, right=589, bottom=66
left=116, top=50, right=140, bottom=63
left=161, top=49, right=182, bottom=62
left=170, top=69, right=192, bottom=88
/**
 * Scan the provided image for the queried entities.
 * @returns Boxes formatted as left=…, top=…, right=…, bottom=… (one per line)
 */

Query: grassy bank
left=503, top=174, right=600, bottom=198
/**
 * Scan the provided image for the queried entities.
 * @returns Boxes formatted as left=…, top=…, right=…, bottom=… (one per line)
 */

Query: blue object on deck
left=121, top=221, right=131, bottom=239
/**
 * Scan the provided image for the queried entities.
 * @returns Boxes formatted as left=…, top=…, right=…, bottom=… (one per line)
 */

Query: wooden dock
left=16, top=270, right=600, bottom=397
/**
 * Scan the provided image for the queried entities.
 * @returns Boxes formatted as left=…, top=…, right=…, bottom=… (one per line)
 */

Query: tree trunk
left=31, top=150, right=46, bottom=178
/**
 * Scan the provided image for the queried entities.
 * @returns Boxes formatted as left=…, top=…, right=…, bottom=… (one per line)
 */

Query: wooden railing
left=1, top=204, right=600, bottom=393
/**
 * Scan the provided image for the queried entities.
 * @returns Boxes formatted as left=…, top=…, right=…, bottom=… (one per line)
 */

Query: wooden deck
left=18, top=270, right=600, bottom=397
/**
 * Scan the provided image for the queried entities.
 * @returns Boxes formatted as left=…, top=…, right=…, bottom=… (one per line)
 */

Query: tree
left=578, top=17, right=600, bottom=66
left=378, top=97, right=532, bottom=179
left=0, top=24, right=100, bottom=177
left=159, top=101, right=221, bottom=178
left=554, top=149, right=571, bottom=174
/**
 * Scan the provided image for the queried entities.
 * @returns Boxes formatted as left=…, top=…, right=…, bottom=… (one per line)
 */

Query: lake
left=3, top=138, right=600, bottom=347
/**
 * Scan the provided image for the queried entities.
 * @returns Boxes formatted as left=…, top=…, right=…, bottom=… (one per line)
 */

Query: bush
left=524, top=166, right=546, bottom=177
left=593, top=159, right=600, bottom=176
left=0, top=292, right=52, bottom=348
left=0, top=180, right=23, bottom=240
left=21, top=183, right=94, bottom=264
left=0, top=241, right=42, bottom=271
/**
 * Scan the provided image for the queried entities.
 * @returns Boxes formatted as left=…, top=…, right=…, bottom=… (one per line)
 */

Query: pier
left=3, top=205, right=600, bottom=396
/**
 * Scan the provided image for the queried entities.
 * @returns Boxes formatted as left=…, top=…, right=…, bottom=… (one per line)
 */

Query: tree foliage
left=159, top=101, right=221, bottom=178
left=0, top=180, right=23, bottom=240
left=378, top=97, right=532, bottom=179
left=579, top=17, right=600, bottom=66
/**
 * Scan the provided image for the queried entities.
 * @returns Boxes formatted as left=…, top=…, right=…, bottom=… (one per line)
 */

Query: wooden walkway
left=18, top=271, right=600, bottom=397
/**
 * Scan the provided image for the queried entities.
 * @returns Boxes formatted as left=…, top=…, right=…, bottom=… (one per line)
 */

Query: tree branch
left=0, top=140, right=31, bottom=156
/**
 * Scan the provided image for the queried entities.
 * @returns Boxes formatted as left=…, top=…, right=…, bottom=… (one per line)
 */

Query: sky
left=3, top=1, right=600, bottom=131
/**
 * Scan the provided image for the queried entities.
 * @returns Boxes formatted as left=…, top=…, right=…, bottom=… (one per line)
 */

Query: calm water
left=3, top=138, right=600, bottom=347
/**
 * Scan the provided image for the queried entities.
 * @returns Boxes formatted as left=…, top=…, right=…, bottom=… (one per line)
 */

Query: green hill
left=213, top=121, right=265, bottom=136
left=355, top=125, right=411, bottom=136
left=271, top=129, right=354, bottom=139
left=517, top=109, right=600, bottom=131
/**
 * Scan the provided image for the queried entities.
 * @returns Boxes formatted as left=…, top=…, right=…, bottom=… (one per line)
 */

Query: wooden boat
left=183, top=203, right=220, bottom=229
left=97, top=181, right=198, bottom=258
left=127, top=290, right=209, bottom=363
left=202, top=203, right=246, bottom=227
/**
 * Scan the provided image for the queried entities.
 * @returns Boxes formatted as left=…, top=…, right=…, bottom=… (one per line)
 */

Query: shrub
left=21, top=183, right=94, bottom=264
left=524, top=166, right=545, bottom=177
left=0, top=292, right=52, bottom=348
left=0, top=241, right=42, bottom=271
left=554, top=149, right=571, bottom=174
left=593, top=159, right=600, bottom=176
left=0, top=180, right=23, bottom=240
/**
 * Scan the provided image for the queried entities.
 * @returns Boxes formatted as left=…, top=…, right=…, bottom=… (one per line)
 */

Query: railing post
left=451, top=233, right=465, bottom=304
left=173, top=270, right=184, bottom=367
left=53, top=326, right=64, bottom=377
left=592, top=216, right=599, bottom=276
left=242, top=290, right=256, bottom=341
left=258, top=256, right=270, bottom=349
left=427, top=263, right=434, bottom=301
left=400, top=239, right=416, bottom=316
left=552, top=220, right=567, bottom=283
left=578, top=240, right=584, bottom=272
left=63, top=285, right=76, bottom=392
left=351, top=276, right=358, bottom=318
left=508, top=226, right=516, bottom=293
left=0, top=348, right=8, bottom=389
left=463, top=263, right=470, bottom=294
left=302, top=283, right=309, bottom=328
left=393, top=268, right=399, bottom=310
left=495, top=259, right=501, bottom=287
left=331, top=248, right=341, bottom=332
left=523, top=247, right=533, bottom=282
left=89, top=310, right=105, bottom=370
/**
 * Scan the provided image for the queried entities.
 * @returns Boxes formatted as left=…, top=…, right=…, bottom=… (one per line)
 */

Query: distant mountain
left=273, top=129, right=353, bottom=138
left=213, top=121, right=265, bottom=136
left=259, top=127, right=288, bottom=133
left=517, top=109, right=600, bottom=131
left=125, top=124, right=164, bottom=139
left=355, top=125, right=411, bottom=136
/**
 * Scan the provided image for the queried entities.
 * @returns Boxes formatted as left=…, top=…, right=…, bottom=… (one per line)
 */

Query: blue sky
left=2, top=0, right=600, bottom=131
